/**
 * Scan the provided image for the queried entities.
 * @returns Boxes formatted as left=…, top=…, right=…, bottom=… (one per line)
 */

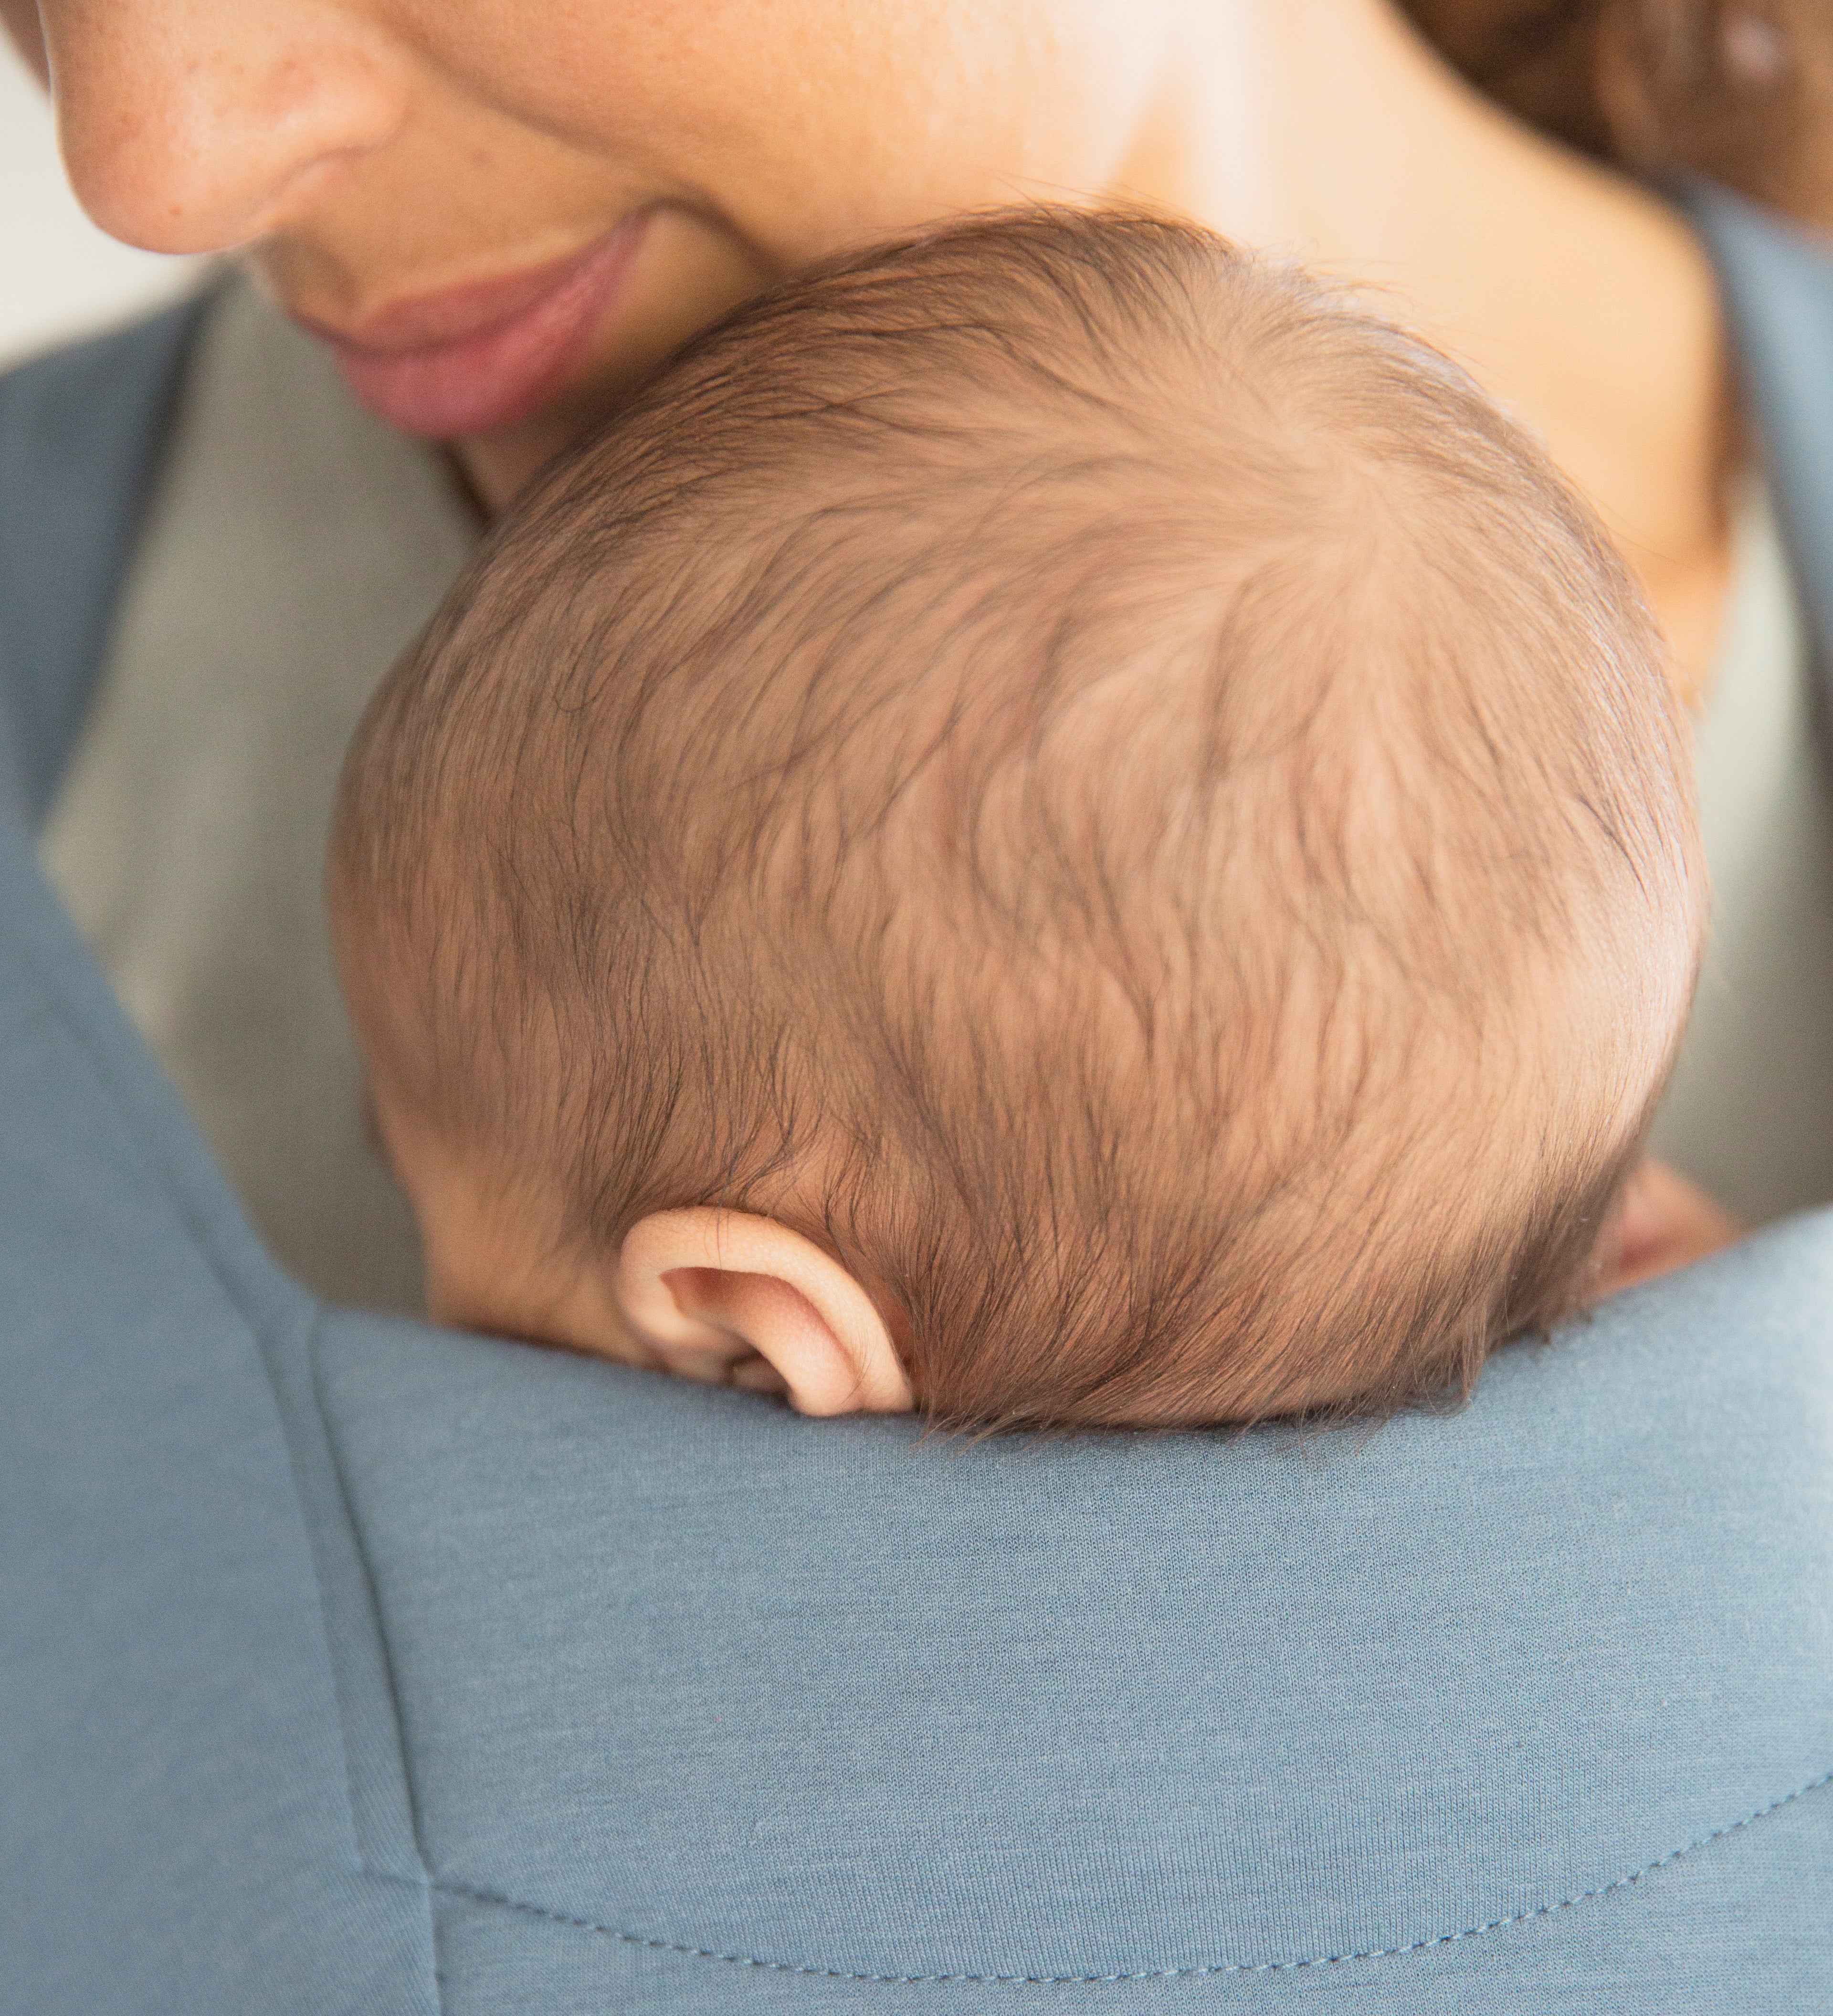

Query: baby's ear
left=615, top=1209, right=913, bottom=1417
left=1590, top=1158, right=1742, bottom=1300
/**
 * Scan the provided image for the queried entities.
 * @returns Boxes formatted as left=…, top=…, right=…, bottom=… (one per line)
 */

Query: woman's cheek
left=405, top=0, right=1174, bottom=262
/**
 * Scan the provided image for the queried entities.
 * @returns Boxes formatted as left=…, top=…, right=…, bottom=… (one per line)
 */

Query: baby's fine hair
left=334, top=207, right=1698, bottom=1431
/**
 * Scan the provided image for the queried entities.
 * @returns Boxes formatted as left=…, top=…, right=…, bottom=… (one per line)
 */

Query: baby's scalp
left=333, top=206, right=1702, bottom=1430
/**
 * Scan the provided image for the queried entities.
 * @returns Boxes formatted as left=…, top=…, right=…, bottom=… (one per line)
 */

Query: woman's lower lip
left=313, top=218, right=651, bottom=440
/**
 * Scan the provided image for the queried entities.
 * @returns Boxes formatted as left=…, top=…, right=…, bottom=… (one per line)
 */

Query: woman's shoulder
left=0, top=290, right=213, bottom=824
left=0, top=290, right=212, bottom=537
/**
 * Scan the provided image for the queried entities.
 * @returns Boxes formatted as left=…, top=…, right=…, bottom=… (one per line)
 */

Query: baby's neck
left=1114, top=0, right=1731, bottom=692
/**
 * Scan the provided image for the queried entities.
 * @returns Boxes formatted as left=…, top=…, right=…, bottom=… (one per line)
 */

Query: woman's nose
left=45, top=0, right=408, bottom=255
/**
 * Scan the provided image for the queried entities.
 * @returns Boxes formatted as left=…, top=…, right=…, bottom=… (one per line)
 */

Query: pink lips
left=304, top=216, right=651, bottom=440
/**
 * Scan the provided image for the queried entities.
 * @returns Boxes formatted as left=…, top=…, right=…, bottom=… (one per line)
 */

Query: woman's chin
left=447, top=415, right=584, bottom=513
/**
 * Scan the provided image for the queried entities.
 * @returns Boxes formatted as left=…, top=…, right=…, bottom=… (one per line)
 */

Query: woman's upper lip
left=294, top=230, right=629, bottom=357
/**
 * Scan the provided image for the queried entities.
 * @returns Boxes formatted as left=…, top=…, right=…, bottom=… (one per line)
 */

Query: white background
left=1, top=37, right=203, bottom=368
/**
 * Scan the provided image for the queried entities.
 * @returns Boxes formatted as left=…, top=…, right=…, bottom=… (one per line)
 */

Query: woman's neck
left=1122, top=0, right=1733, bottom=692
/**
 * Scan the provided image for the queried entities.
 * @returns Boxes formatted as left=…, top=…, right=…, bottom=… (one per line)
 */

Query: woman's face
left=7, top=0, right=1180, bottom=500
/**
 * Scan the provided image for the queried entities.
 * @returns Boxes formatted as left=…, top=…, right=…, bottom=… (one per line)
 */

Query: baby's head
left=332, top=208, right=1702, bottom=1431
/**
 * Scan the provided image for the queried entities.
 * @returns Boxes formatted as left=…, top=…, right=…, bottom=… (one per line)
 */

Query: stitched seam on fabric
left=419, top=1767, right=1833, bottom=1984
left=41, top=991, right=305, bottom=1361
left=278, top=1305, right=376, bottom=1885
left=305, top=1306, right=443, bottom=1896
left=35, top=960, right=446, bottom=2005
left=41, top=987, right=376, bottom=1881
left=301, top=1307, right=404, bottom=1868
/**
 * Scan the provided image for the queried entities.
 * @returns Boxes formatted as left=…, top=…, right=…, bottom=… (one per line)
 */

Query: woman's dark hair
left=1402, top=0, right=1833, bottom=222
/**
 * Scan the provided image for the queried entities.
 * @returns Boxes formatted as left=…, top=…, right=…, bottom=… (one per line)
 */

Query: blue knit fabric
left=2, top=761, right=1830, bottom=2012
left=6, top=185, right=1833, bottom=2009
